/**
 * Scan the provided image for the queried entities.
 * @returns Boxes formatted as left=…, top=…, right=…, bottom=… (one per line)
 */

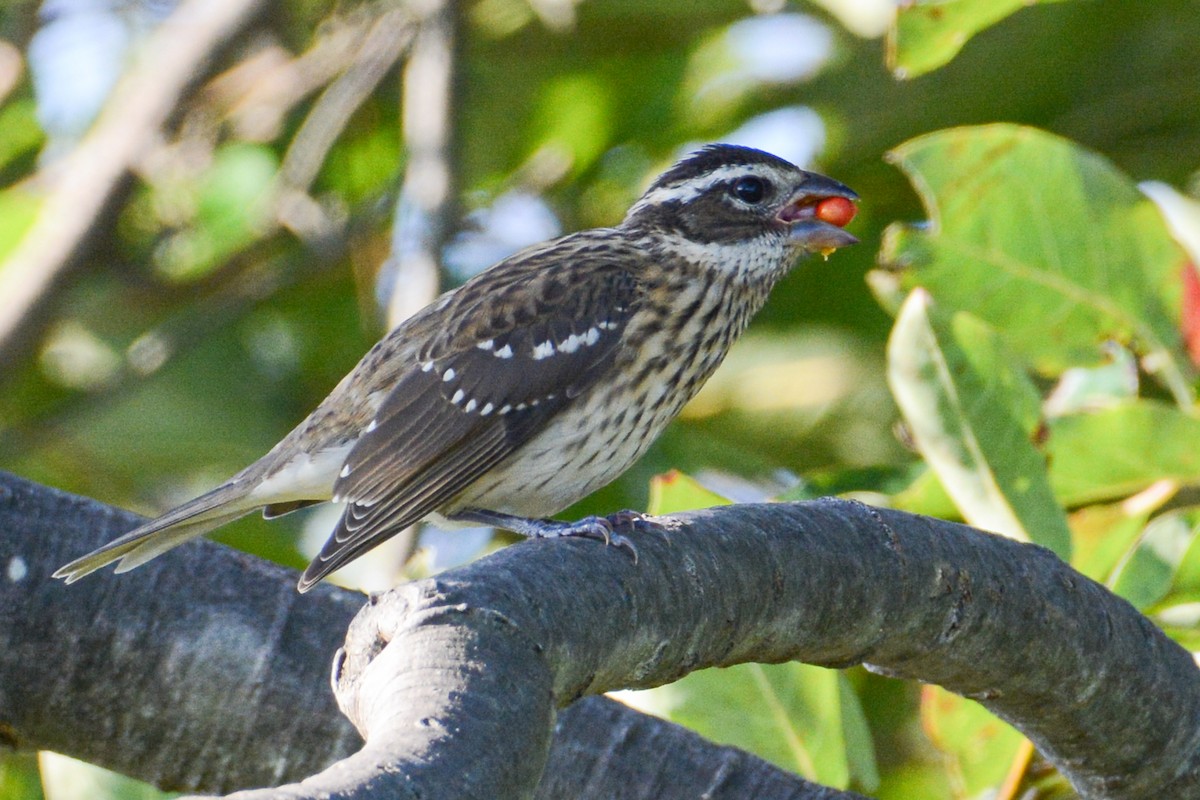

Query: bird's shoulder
left=415, top=227, right=646, bottom=358
left=387, top=228, right=650, bottom=421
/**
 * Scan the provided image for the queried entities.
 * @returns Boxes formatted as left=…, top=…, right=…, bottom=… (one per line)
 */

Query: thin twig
left=383, top=0, right=459, bottom=329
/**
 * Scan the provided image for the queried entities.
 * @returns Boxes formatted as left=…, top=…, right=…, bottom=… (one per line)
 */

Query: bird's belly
left=449, top=362, right=709, bottom=519
left=450, top=411, right=652, bottom=517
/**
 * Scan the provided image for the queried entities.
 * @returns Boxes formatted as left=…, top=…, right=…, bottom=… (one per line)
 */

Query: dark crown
left=645, top=144, right=799, bottom=193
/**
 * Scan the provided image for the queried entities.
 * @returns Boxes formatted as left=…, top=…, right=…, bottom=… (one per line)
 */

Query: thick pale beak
left=779, top=172, right=860, bottom=254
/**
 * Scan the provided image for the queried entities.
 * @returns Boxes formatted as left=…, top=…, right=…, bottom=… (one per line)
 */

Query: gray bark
left=0, top=471, right=859, bottom=798
left=0, top=472, right=363, bottom=791
left=2, top=470, right=1198, bottom=799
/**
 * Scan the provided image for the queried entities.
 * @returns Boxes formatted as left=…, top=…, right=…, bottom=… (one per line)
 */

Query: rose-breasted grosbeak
left=55, top=144, right=858, bottom=592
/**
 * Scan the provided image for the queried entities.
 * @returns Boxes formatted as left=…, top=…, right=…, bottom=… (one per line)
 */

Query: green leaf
left=838, top=672, right=881, bottom=792
left=0, top=100, right=45, bottom=172
left=527, top=73, right=614, bottom=176
left=883, top=124, right=1191, bottom=403
left=889, top=0, right=1071, bottom=78
left=1046, top=402, right=1200, bottom=506
left=1111, top=511, right=1200, bottom=610
left=646, top=469, right=732, bottom=515
left=776, top=464, right=926, bottom=503
left=1158, top=619, right=1200, bottom=653
left=628, top=663, right=876, bottom=789
left=0, top=188, right=41, bottom=263
left=890, top=467, right=960, bottom=520
left=1043, top=342, right=1138, bottom=416
left=920, top=686, right=1027, bottom=794
left=1068, top=500, right=1153, bottom=583
left=900, top=401, right=1200, bottom=515
left=887, top=290, right=1071, bottom=558
left=1169, top=516, right=1200, bottom=599
left=39, top=751, right=178, bottom=800
left=155, top=143, right=278, bottom=282
left=0, top=752, right=42, bottom=800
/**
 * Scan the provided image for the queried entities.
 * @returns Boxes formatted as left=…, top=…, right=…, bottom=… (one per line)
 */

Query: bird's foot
left=450, top=508, right=657, bottom=562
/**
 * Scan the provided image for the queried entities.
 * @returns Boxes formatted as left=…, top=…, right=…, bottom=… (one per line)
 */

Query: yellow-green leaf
left=646, top=469, right=732, bottom=515
left=1047, top=403, right=1200, bottom=506
left=625, top=663, right=877, bottom=790
left=890, top=0, right=1071, bottom=78
left=920, top=686, right=1027, bottom=795
left=883, top=124, right=1191, bottom=404
left=887, top=290, right=1071, bottom=558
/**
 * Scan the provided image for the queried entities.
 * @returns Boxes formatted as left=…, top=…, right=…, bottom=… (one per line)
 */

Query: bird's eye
left=731, top=177, right=767, bottom=204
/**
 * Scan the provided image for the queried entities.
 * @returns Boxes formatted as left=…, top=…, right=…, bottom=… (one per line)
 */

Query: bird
left=54, top=144, right=858, bottom=593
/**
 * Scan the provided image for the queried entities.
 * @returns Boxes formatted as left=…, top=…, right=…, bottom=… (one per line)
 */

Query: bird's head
left=622, top=144, right=858, bottom=279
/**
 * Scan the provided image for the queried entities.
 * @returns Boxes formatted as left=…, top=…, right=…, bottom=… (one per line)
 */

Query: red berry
left=815, top=196, right=857, bottom=227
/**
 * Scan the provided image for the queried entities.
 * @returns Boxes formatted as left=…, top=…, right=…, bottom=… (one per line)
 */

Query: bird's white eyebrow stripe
left=631, top=163, right=786, bottom=209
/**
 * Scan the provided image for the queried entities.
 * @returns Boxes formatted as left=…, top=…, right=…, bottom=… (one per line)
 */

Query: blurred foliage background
left=3, top=0, right=1200, bottom=797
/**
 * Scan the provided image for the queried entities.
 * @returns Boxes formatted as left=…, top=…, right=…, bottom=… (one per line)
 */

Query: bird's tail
left=53, top=481, right=259, bottom=583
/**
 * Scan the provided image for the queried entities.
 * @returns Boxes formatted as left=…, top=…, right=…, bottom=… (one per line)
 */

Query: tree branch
left=314, top=501, right=1200, bottom=800
left=0, top=472, right=363, bottom=792
left=3, top=470, right=1197, bottom=798
left=536, top=695, right=868, bottom=800
left=0, top=471, right=857, bottom=799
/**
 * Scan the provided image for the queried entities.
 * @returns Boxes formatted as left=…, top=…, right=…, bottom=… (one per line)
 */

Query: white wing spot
left=499, top=404, right=512, bottom=415
left=7, top=556, right=28, bottom=583
left=464, top=398, right=478, bottom=413
left=495, top=344, right=514, bottom=359
left=532, top=341, right=555, bottom=360
left=516, top=402, right=528, bottom=411
left=480, top=402, right=494, bottom=416
left=476, top=339, right=494, bottom=351
left=451, top=389, right=465, bottom=404
left=365, top=419, right=378, bottom=433
left=443, top=368, right=456, bottom=382
left=557, top=328, right=600, bottom=354
left=339, top=464, right=352, bottom=478
left=422, top=360, right=435, bottom=372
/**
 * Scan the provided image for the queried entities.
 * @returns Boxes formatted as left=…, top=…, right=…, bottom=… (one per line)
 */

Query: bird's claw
left=542, top=510, right=656, bottom=563
left=449, top=506, right=654, bottom=562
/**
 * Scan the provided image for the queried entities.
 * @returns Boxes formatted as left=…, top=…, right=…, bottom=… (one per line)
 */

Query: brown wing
left=299, top=237, right=641, bottom=590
